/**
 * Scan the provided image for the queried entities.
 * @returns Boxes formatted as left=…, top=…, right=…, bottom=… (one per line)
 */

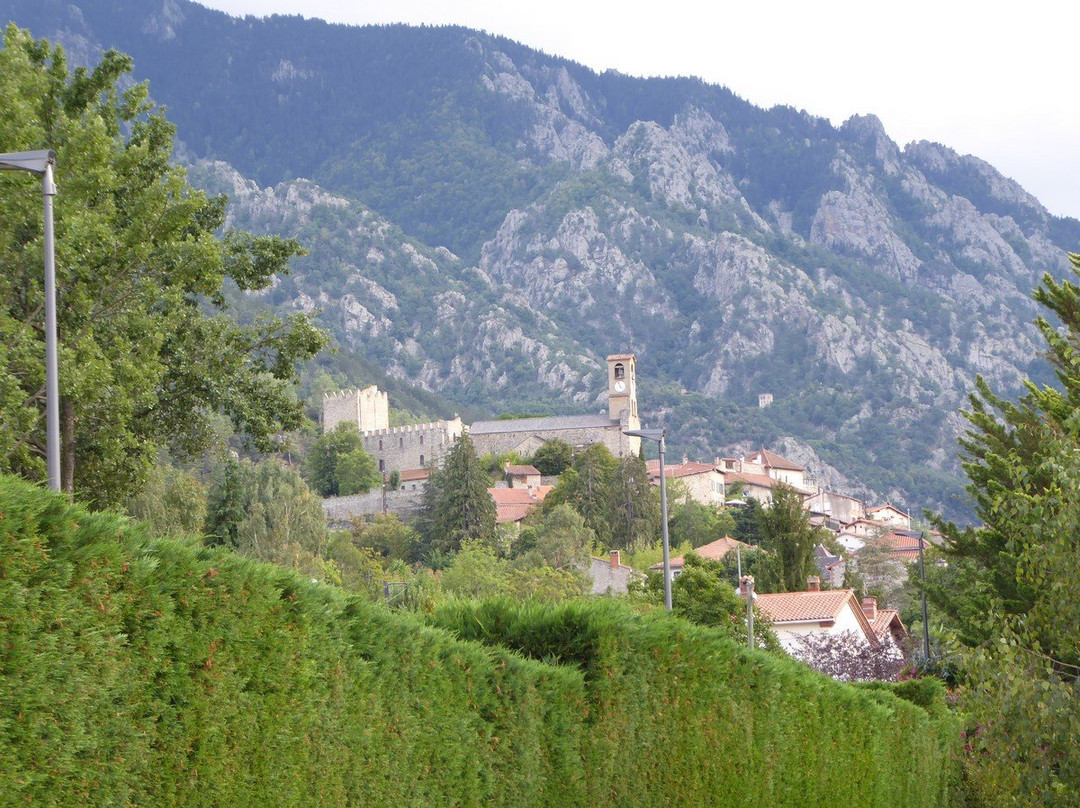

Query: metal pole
left=658, top=431, right=671, bottom=612
left=919, top=531, right=930, bottom=660
left=746, top=576, right=755, bottom=651
left=42, top=162, right=60, bottom=491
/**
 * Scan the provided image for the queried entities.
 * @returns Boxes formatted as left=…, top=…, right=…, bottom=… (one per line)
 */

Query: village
left=321, top=352, right=932, bottom=664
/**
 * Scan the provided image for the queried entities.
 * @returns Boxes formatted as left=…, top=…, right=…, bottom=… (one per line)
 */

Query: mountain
left=4, top=0, right=1078, bottom=522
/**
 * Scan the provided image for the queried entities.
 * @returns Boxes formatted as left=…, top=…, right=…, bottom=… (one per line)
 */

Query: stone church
left=468, top=354, right=642, bottom=459
left=321, top=354, right=643, bottom=477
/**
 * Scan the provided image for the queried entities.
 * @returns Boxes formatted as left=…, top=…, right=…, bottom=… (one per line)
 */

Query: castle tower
left=322, top=385, right=389, bottom=434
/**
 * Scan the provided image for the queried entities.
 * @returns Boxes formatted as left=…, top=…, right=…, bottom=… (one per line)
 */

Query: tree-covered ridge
left=4, top=0, right=1078, bottom=523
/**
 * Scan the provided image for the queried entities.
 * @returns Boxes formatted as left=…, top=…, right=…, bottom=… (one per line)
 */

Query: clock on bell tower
left=607, top=353, right=638, bottom=421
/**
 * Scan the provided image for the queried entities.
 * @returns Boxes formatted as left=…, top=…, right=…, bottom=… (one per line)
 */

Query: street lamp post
left=624, top=427, right=671, bottom=611
left=0, top=150, right=60, bottom=491
left=918, top=531, right=931, bottom=660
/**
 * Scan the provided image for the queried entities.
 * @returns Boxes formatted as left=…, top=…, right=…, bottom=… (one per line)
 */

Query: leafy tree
left=529, top=438, right=573, bottom=476
left=204, top=455, right=245, bottom=548
left=607, top=453, right=662, bottom=552
left=757, top=483, right=822, bottom=592
left=125, top=460, right=206, bottom=538
left=0, top=27, right=326, bottom=507
left=729, top=498, right=765, bottom=546
left=644, top=553, right=779, bottom=650
left=544, top=443, right=618, bottom=546
left=668, top=500, right=735, bottom=549
left=204, top=457, right=333, bottom=572
left=926, top=255, right=1080, bottom=804
left=438, top=539, right=507, bottom=599
left=531, top=504, right=595, bottom=569
left=349, top=512, right=421, bottom=562
left=416, top=432, right=495, bottom=557
left=544, top=444, right=659, bottom=551
left=305, top=422, right=381, bottom=497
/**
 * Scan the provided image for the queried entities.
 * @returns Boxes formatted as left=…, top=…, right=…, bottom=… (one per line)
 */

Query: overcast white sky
left=197, top=0, right=1079, bottom=221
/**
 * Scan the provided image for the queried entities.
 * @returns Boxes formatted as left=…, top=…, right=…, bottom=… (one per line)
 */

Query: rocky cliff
left=5, top=0, right=1078, bottom=520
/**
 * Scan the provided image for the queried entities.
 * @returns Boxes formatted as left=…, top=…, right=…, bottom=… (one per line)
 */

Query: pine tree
left=417, top=433, right=495, bottom=558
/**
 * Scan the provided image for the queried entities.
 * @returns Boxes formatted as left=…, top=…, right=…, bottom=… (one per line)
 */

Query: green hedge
left=0, top=476, right=961, bottom=806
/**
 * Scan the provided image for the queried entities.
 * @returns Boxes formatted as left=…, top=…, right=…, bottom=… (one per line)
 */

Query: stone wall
left=322, top=487, right=426, bottom=527
left=361, top=417, right=463, bottom=475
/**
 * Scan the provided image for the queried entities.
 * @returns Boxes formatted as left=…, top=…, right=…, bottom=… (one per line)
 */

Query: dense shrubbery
left=1, top=475, right=963, bottom=807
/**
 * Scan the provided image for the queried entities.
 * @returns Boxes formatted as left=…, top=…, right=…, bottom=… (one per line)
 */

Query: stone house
left=865, top=504, right=911, bottom=529
left=589, top=550, right=636, bottom=595
left=645, top=458, right=725, bottom=506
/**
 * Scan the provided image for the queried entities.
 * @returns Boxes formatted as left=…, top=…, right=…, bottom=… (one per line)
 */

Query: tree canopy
left=928, top=254, right=1080, bottom=803
left=0, top=26, right=326, bottom=507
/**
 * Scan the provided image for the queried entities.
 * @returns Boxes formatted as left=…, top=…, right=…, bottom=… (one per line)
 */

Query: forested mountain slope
left=4, top=0, right=1078, bottom=520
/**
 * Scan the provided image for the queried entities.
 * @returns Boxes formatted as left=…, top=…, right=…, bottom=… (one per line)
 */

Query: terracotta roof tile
left=652, top=536, right=749, bottom=570
left=755, top=589, right=854, bottom=622
left=646, top=460, right=717, bottom=479
left=754, top=448, right=804, bottom=471
left=505, top=464, right=540, bottom=476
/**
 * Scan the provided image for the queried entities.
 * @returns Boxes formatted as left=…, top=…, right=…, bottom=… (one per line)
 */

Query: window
left=614, top=363, right=625, bottom=380
left=399, top=437, right=403, bottom=448
left=419, top=433, right=424, bottom=445
left=378, top=439, right=383, bottom=450
left=378, top=459, right=385, bottom=472
left=419, top=454, right=425, bottom=466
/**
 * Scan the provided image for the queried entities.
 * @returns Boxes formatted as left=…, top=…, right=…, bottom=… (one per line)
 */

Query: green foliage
left=349, top=512, right=421, bottom=562
left=531, top=504, right=595, bottom=569
left=757, top=483, right=825, bottom=592
left=661, top=553, right=780, bottom=651
left=0, top=27, right=327, bottom=506
left=0, top=474, right=963, bottom=807
left=432, top=597, right=963, bottom=808
left=203, top=456, right=342, bottom=585
left=124, top=460, right=207, bottom=538
left=416, top=432, right=496, bottom=557
left=529, top=438, right=573, bottom=476
left=305, top=421, right=381, bottom=497
left=544, top=445, right=659, bottom=551
left=667, top=499, right=734, bottom=548
left=926, top=254, right=1080, bottom=805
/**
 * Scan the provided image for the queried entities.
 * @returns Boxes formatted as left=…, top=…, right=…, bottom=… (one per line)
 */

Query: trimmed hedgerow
left=0, top=476, right=960, bottom=807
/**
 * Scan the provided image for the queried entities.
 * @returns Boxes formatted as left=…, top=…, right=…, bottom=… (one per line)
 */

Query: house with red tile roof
left=488, top=485, right=552, bottom=526
left=753, top=580, right=880, bottom=653
left=861, top=596, right=907, bottom=651
left=865, top=504, right=911, bottom=529
left=743, top=448, right=808, bottom=490
left=645, top=458, right=725, bottom=506
left=722, top=470, right=783, bottom=505
left=504, top=464, right=542, bottom=490
left=650, top=536, right=750, bottom=574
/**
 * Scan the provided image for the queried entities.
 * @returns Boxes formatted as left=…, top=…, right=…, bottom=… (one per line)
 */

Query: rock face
left=15, top=0, right=1080, bottom=520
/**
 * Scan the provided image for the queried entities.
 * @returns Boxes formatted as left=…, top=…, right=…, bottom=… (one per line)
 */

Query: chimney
left=610, top=551, right=620, bottom=570
left=861, top=596, right=877, bottom=620
left=807, top=576, right=820, bottom=592
left=739, top=575, right=755, bottom=598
